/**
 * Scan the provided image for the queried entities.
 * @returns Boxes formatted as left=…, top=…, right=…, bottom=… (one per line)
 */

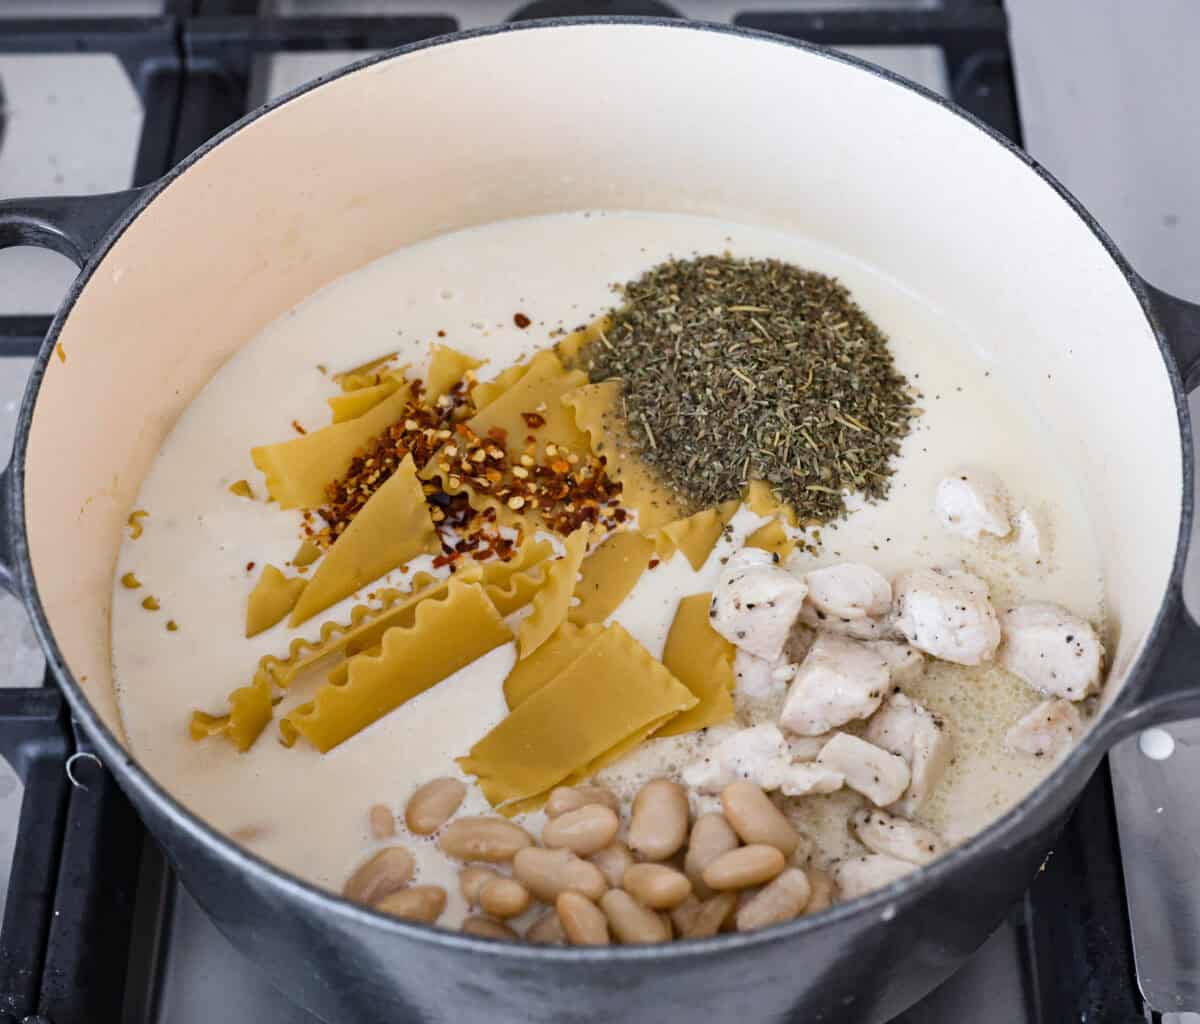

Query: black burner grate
left=0, top=4, right=1150, bottom=1022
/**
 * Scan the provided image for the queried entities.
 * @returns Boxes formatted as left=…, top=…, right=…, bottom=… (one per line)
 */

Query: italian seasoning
left=583, top=255, right=918, bottom=523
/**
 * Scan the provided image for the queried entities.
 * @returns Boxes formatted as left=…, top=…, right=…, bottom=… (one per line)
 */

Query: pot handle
left=0, top=187, right=148, bottom=268
left=1105, top=280, right=1200, bottom=740
left=0, top=186, right=150, bottom=595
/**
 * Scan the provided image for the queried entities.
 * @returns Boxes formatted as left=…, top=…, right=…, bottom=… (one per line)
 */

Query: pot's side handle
left=0, top=187, right=151, bottom=596
left=0, top=188, right=149, bottom=268
left=1105, top=280, right=1200, bottom=742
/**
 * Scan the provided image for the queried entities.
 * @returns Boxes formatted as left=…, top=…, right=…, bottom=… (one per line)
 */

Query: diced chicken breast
left=733, top=650, right=778, bottom=700
left=864, top=640, right=926, bottom=688
left=682, top=724, right=844, bottom=798
left=779, top=634, right=890, bottom=736
left=804, top=563, right=892, bottom=621
left=816, top=733, right=911, bottom=807
left=710, top=554, right=809, bottom=662
left=787, top=733, right=833, bottom=762
left=864, top=692, right=953, bottom=816
left=1004, top=698, right=1083, bottom=759
left=832, top=854, right=915, bottom=901
left=935, top=467, right=1011, bottom=541
left=851, top=808, right=945, bottom=866
left=798, top=603, right=891, bottom=640
left=682, top=724, right=788, bottom=794
left=999, top=603, right=1103, bottom=700
left=1012, top=508, right=1048, bottom=569
left=764, top=761, right=846, bottom=798
left=893, top=568, right=1001, bottom=665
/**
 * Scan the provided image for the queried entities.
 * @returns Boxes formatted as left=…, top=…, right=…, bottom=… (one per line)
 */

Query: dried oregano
left=582, top=255, right=918, bottom=523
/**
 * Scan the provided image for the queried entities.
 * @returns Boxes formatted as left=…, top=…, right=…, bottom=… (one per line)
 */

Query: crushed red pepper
left=304, top=371, right=625, bottom=564
left=513, top=312, right=532, bottom=329
left=291, top=420, right=307, bottom=435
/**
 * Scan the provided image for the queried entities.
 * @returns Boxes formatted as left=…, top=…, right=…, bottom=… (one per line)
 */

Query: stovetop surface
left=0, top=3, right=1198, bottom=1023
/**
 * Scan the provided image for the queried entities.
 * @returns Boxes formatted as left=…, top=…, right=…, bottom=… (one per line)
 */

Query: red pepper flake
left=513, top=312, right=532, bottom=329
left=521, top=412, right=547, bottom=429
left=292, top=420, right=307, bottom=435
left=486, top=426, right=508, bottom=446
left=648, top=559, right=660, bottom=569
left=437, top=329, right=446, bottom=338
left=246, top=561, right=256, bottom=572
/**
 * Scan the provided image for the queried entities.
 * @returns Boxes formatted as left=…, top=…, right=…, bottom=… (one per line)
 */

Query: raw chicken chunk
left=864, top=640, right=925, bottom=688
left=893, top=568, right=1001, bottom=665
left=832, top=854, right=914, bottom=900
left=864, top=692, right=952, bottom=816
left=710, top=552, right=809, bottom=662
left=935, top=467, right=1011, bottom=540
left=816, top=733, right=911, bottom=807
left=1004, top=698, right=1082, bottom=758
left=804, top=563, right=892, bottom=620
left=765, top=761, right=846, bottom=798
left=851, top=808, right=945, bottom=866
left=681, top=724, right=844, bottom=797
left=999, top=603, right=1103, bottom=700
left=798, top=603, right=891, bottom=641
left=787, top=733, right=833, bottom=762
left=780, top=634, right=889, bottom=736
left=733, top=650, right=778, bottom=700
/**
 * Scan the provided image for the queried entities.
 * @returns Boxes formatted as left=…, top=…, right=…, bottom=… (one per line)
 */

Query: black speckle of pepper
left=1065, top=635, right=1074, bottom=643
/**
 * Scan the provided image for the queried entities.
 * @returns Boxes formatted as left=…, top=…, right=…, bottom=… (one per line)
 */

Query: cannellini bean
left=669, top=895, right=703, bottom=935
left=459, top=865, right=500, bottom=906
left=851, top=808, right=945, bottom=866
left=462, top=916, right=519, bottom=941
left=541, top=805, right=620, bottom=856
left=702, top=844, right=786, bottom=891
left=736, top=868, right=812, bottom=932
left=832, top=854, right=914, bottom=901
left=682, top=892, right=738, bottom=938
left=600, top=889, right=672, bottom=943
left=545, top=784, right=620, bottom=818
left=804, top=868, right=837, bottom=914
left=343, top=846, right=415, bottom=905
left=628, top=779, right=689, bottom=862
left=589, top=842, right=634, bottom=889
left=405, top=778, right=467, bottom=835
left=623, top=863, right=693, bottom=909
left=526, top=909, right=567, bottom=945
left=373, top=885, right=446, bottom=924
left=479, top=877, right=533, bottom=919
left=684, top=814, right=741, bottom=897
left=557, top=892, right=610, bottom=946
left=513, top=847, right=607, bottom=902
left=368, top=804, right=395, bottom=839
left=438, top=817, right=534, bottom=862
left=720, top=782, right=802, bottom=856
left=816, top=733, right=911, bottom=807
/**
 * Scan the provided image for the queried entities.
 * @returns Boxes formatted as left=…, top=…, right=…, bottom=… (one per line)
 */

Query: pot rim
left=10, top=16, right=1192, bottom=963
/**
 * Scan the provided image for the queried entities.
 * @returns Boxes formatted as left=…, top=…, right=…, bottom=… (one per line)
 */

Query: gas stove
left=0, top=3, right=1196, bottom=1022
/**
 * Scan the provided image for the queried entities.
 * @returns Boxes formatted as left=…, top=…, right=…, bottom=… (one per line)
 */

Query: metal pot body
left=3, top=19, right=1200, bottom=1024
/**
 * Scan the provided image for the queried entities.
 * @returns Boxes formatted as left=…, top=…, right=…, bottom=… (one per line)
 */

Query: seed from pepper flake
left=166, top=620, right=179, bottom=632
left=142, top=596, right=160, bottom=611
left=508, top=495, right=526, bottom=511
left=120, top=572, right=141, bottom=589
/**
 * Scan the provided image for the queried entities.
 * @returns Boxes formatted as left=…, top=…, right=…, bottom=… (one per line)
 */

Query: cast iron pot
left=1, top=18, right=1199, bottom=1024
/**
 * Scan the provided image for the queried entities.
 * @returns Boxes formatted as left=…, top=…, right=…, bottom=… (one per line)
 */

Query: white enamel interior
left=21, top=23, right=1179, bottom=745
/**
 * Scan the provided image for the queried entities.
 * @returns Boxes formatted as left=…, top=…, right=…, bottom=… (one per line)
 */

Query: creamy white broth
left=111, top=211, right=1104, bottom=926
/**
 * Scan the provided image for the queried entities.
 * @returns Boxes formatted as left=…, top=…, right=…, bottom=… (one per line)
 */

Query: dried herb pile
left=583, top=255, right=918, bottom=523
